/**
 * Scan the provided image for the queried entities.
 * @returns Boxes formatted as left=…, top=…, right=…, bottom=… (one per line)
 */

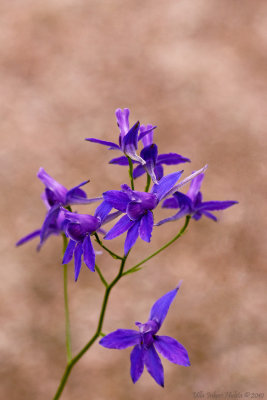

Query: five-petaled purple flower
left=62, top=201, right=115, bottom=281
left=86, top=108, right=155, bottom=166
left=16, top=168, right=101, bottom=249
left=103, top=171, right=183, bottom=254
left=99, top=283, right=190, bottom=387
left=109, top=124, right=190, bottom=183
left=158, top=173, right=238, bottom=225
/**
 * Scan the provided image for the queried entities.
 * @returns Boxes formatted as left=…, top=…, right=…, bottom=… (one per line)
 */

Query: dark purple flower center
left=137, top=320, right=159, bottom=349
left=66, top=215, right=101, bottom=242
left=45, top=188, right=65, bottom=207
left=126, top=193, right=157, bottom=220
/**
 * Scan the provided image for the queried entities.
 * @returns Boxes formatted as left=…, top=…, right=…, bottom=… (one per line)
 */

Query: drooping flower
left=16, top=168, right=102, bottom=249
left=16, top=208, right=66, bottom=250
left=99, top=283, right=190, bottom=387
left=109, top=124, right=190, bottom=183
left=62, top=201, right=115, bottom=281
left=158, top=173, right=238, bottom=225
left=103, top=171, right=183, bottom=254
left=85, top=108, right=155, bottom=166
left=38, top=167, right=101, bottom=208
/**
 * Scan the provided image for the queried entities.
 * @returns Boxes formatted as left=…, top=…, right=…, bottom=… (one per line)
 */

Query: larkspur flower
left=16, top=168, right=102, bottom=249
left=109, top=124, right=190, bottom=183
left=158, top=173, right=238, bottom=225
left=62, top=201, right=116, bottom=281
left=99, top=283, right=190, bottom=387
left=85, top=108, right=155, bottom=166
left=103, top=171, right=183, bottom=254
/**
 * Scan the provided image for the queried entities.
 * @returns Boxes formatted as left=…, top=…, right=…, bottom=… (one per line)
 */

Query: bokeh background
left=0, top=1, right=266, bottom=399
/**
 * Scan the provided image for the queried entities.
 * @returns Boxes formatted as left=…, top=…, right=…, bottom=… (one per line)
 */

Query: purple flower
left=110, top=124, right=190, bottom=183
left=158, top=173, right=238, bottom=225
left=16, top=168, right=102, bottom=249
left=99, top=283, right=190, bottom=387
left=103, top=171, right=183, bottom=254
left=62, top=201, right=114, bottom=281
left=38, top=167, right=101, bottom=208
left=86, top=108, right=155, bottom=166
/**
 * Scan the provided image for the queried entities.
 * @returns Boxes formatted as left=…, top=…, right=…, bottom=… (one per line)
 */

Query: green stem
left=127, top=156, right=135, bottom=190
left=95, top=264, right=108, bottom=287
left=52, top=255, right=128, bottom=400
left=123, top=216, right=191, bottom=276
left=62, top=235, right=72, bottom=363
left=94, top=233, right=123, bottom=260
left=145, top=173, right=151, bottom=192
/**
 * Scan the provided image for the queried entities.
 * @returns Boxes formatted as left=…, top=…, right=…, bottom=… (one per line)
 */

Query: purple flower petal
left=166, top=165, right=208, bottom=197
left=99, top=329, right=140, bottom=349
left=132, top=164, right=146, bottom=179
left=122, top=122, right=146, bottom=164
left=37, top=168, right=68, bottom=203
left=66, top=180, right=102, bottom=205
left=186, top=173, right=205, bottom=201
left=122, top=121, right=139, bottom=151
left=149, top=284, right=181, bottom=329
left=94, top=201, right=113, bottom=222
left=85, top=138, right=120, bottom=150
left=198, top=200, right=238, bottom=212
left=139, top=211, right=154, bottom=242
left=130, top=345, right=145, bottom=383
left=140, top=144, right=158, bottom=164
left=154, top=336, right=190, bottom=366
left=152, top=171, right=183, bottom=201
left=104, top=215, right=135, bottom=240
left=139, top=124, right=154, bottom=146
left=126, top=201, right=144, bottom=221
left=173, top=192, right=193, bottom=210
left=161, top=197, right=179, bottom=209
left=141, top=144, right=158, bottom=183
left=124, top=220, right=140, bottom=254
left=103, top=190, right=129, bottom=212
left=16, top=229, right=41, bottom=246
left=109, top=156, right=129, bottom=165
left=101, top=210, right=122, bottom=225
left=40, top=205, right=61, bottom=245
left=62, top=239, right=76, bottom=264
left=156, top=208, right=188, bottom=226
left=157, top=153, right=190, bottom=165
left=82, top=235, right=95, bottom=272
left=154, top=164, right=164, bottom=181
left=202, top=210, right=217, bottom=221
left=65, top=213, right=101, bottom=240
left=192, top=212, right=203, bottom=221
left=138, top=125, right=156, bottom=143
left=74, top=241, right=83, bottom=281
left=116, top=108, right=130, bottom=140
left=144, top=345, right=164, bottom=387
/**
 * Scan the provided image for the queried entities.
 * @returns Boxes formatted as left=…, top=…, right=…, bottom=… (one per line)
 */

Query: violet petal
left=99, top=329, right=140, bottom=349
left=139, top=211, right=154, bottom=242
left=149, top=284, right=181, bottom=329
left=154, top=335, right=190, bottom=366
left=130, top=345, right=145, bottom=383
left=144, top=345, right=164, bottom=387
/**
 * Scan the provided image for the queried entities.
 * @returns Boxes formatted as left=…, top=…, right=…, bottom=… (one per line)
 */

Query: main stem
left=62, top=235, right=72, bottom=363
left=52, top=256, right=128, bottom=400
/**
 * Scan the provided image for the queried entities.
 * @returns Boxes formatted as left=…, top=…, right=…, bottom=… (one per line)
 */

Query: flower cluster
left=16, top=108, right=237, bottom=388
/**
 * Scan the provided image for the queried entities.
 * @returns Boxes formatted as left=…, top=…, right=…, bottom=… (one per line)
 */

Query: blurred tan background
left=0, top=1, right=266, bottom=399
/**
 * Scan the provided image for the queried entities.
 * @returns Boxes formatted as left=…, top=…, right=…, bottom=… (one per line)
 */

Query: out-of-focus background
left=0, top=1, right=266, bottom=399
